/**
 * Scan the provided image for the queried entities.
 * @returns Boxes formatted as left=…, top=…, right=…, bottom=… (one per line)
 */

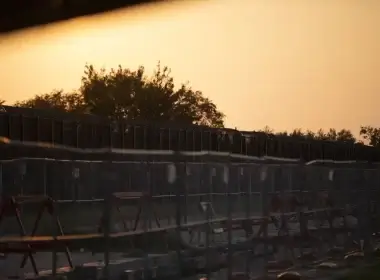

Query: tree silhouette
left=262, top=127, right=357, bottom=143
left=335, top=129, right=356, bottom=142
left=259, top=126, right=274, bottom=134
left=360, top=126, right=380, bottom=147
left=289, top=128, right=304, bottom=139
left=314, top=129, right=329, bottom=141
left=15, top=90, right=86, bottom=113
left=275, top=131, right=288, bottom=137
left=15, top=62, right=225, bottom=128
left=304, top=130, right=316, bottom=140
left=314, top=128, right=355, bottom=142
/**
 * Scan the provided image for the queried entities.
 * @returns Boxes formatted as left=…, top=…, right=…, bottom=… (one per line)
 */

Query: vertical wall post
left=52, top=199, right=58, bottom=277
left=0, top=162, right=2, bottom=196
left=141, top=161, right=150, bottom=280
left=298, top=165, right=307, bottom=254
left=102, top=164, right=112, bottom=280
left=43, top=161, right=47, bottom=196
left=226, top=160, right=232, bottom=280
left=205, top=159, right=213, bottom=280
left=244, top=165, right=253, bottom=277
left=72, top=166, right=80, bottom=201
left=362, top=169, right=372, bottom=254
left=19, top=160, right=26, bottom=196
left=260, top=165, right=269, bottom=278
left=170, top=150, right=182, bottom=279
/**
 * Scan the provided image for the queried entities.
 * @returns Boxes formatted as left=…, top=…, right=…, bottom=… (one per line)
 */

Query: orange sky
left=0, top=0, right=379, bottom=136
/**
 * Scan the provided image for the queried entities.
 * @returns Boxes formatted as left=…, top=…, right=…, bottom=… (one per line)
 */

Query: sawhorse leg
left=19, top=199, right=73, bottom=270
left=0, top=198, right=39, bottom=275
left=133, top=197, right=160, bottom=231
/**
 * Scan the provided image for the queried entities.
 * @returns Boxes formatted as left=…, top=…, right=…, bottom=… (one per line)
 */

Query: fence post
left=225, top=161, right=232, bottom=280
left=102, top=168, right=112, bottom=280
left=72, top=166, right=80, bottom=201
left=362, top=169, right=372, bottom=253
left=0, top=162, right=2, bottom=196
left=244, top=165, right=253, bottom=277
left=205, top=161, right=213, bottom=280
left=142, top=161, right=151, bottom=280
left=260, top=165, right=269, bottom=277
left=298, top=165, right=308, bottom=251
left=43, top=161, right=47, bottom=196
left=171, top=151, right=183, bottom=279
left=19, top=160, right=26, bottom=196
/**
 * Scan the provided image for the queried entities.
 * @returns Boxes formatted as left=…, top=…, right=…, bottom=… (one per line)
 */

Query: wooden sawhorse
left=0, top=195, right=73, bottom=275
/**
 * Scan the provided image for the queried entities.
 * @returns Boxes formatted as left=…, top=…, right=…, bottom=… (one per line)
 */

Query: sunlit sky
left=0, top=0, right=379, bottom=136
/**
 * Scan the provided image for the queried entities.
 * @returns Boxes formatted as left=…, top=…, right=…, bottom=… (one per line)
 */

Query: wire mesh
left=0, top=147, right=379, bottom=279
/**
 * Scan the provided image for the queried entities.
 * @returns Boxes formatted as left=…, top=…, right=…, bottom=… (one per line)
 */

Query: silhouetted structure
left=0, top=105, right=378, bottom=162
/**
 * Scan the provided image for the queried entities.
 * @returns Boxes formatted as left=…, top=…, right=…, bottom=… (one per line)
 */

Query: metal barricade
left=0, top=156, right=379, bottom=279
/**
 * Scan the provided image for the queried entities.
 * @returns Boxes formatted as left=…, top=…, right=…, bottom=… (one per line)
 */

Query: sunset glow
left=0, top=0, right=379, bottom=135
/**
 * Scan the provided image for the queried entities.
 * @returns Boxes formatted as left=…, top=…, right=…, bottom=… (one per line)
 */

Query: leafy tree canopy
left=360, top=126, right=380, bottom=148
left=15, top=62, right=225, bottom=128
left=260, top=127, right=357, bottom=143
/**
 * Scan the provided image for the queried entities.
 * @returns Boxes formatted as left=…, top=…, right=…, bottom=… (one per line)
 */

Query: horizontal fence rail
left=1, top=157, right=379, bottom=201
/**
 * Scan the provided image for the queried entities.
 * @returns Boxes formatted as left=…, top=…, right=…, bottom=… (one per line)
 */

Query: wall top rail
left=1, top=135, right=379, bottom=166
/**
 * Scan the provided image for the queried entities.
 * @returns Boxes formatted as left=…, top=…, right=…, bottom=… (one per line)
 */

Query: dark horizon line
left=0, top=0, right=169, bottom=34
